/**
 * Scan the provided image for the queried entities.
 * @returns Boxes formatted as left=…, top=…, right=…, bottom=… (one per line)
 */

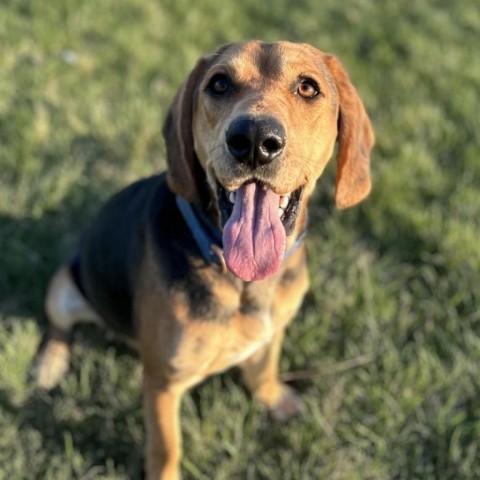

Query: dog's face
left=194, top=41, right=339, bottom=206
left=163, top=41, right=374, bottom=281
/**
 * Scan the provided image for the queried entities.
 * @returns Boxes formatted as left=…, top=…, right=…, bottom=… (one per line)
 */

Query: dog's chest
left=174, top=311, right=274, bottom=379
left=171, top=280, right=278, bottom=378
left=217, top=310, right=274, bottom=367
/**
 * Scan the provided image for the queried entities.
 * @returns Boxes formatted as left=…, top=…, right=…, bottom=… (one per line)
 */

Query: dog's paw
left=268, top=385, right=304, bottom=423
left=34, top=340, right=70, bottom=390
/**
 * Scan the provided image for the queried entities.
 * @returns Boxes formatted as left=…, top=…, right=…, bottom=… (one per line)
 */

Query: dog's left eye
left=296, top=79, right=320, bottom=99
left=207, top=74, right=232, bottom=96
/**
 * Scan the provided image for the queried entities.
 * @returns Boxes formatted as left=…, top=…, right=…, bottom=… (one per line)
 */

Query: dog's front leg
left=240, top=329, right=303, bottom=422
left=143, top=377, right=186, bottom=480
left=241, top=254, right=309, bottom=422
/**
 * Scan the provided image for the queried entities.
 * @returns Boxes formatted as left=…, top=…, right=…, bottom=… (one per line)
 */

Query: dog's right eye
left=207, top=74, right=232, bottom=96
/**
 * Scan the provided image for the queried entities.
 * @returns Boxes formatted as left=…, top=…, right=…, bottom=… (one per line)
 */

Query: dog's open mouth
left=217, top=181, right=303, bottom=281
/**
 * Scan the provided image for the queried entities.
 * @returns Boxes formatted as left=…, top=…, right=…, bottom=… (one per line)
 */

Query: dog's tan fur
left=35, top=41, right=374, bottom=479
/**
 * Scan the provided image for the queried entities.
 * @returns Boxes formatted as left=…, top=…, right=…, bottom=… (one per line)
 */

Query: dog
left=35, top=40, right=374, bottom=479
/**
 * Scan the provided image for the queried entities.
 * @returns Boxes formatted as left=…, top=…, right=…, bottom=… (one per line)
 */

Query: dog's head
left=163, top=41, right=374, bottom=281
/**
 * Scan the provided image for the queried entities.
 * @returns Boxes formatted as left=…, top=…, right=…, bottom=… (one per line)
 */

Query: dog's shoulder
left=78, top=173, right=173, bottom=335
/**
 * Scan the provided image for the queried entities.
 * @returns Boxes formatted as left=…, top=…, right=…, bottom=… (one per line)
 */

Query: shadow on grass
left=0, top=131, right=134, bottom=321
left=1, top=211, right=74, bottom=322
left=0, top=383, right=145, bottom=478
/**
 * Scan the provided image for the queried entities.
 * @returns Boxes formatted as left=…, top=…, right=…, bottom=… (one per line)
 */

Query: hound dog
left=35, top=40, right=374, bottom=479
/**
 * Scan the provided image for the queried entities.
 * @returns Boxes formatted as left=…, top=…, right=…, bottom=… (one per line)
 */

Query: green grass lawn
left=1, top=0, right=479, bottom=478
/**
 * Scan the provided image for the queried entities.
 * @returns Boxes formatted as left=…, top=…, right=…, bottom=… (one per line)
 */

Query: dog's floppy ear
left=162, top=57, right=210, bottom=202
left=163, top=44, right=234, bottom=202
left=325, top=55, right=375, bottom=209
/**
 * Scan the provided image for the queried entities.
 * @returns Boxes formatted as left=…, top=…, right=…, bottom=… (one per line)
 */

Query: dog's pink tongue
left=223, top=183, right=286, bottom=281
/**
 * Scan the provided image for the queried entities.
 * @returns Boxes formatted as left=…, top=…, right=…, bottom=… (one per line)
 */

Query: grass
left=1, top=0, right=479, bottom=478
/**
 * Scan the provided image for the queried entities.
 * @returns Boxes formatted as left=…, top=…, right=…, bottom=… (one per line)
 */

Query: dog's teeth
left=279, top=194, right=290, bottom=210
left=228, top=191, right=236, bottom=204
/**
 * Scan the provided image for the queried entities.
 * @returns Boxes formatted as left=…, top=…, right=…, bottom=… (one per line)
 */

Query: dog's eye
left=297, top=79, right=320, bottom=99
left=207, top=74, right=232, bottom=96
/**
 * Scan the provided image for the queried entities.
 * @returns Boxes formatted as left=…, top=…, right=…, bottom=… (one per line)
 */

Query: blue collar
left=175, top=195, right=306, bottom=273
left=175, top=195, right=226, bottom=270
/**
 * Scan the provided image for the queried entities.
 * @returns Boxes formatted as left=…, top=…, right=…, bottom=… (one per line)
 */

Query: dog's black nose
left=226, top=115, right=286, bottom=167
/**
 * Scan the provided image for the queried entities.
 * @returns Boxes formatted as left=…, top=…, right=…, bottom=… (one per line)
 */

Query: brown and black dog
left=35, top=41, right=374, bottom=479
